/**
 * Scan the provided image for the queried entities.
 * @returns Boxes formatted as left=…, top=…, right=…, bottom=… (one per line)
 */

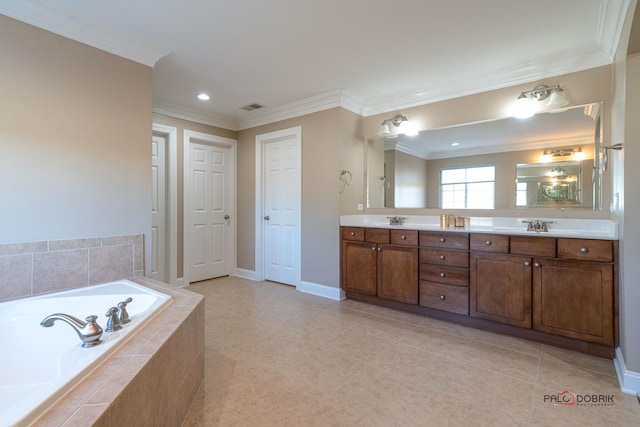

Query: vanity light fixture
left=541, top=147, right=584, bottom=163
left=197, top=93, right=210, bottom=101
left=513, top=84, right=569, bottom=119
left=378, top=114, right=418, bottom=136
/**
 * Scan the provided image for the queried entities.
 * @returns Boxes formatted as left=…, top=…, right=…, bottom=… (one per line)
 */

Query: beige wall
left=237, top=107, right=358, bottom=288
left=362, top=66, right=614, bottom=218
left=0, top=16, right=153, bottom=266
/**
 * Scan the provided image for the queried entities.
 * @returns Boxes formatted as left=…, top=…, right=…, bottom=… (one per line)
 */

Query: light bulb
left=513, top=94, right=534, bottom=119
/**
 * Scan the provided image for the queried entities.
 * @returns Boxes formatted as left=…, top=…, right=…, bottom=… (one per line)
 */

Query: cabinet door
left=470, top=253, right=532, bottom=328
left=342, top=241, right=377, bottom=296
left=377, top=244, right=419, bottom=304
left=533, top=258, right=613, bottom=345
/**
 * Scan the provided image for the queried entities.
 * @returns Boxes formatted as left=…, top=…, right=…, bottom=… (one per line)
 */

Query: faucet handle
left=105, top=306, right=122, bottom=332
left=118, top=297, right=133, bottom=324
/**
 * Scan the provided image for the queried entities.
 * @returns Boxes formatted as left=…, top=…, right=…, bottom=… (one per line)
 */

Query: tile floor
left=182, top=276, right=640, bottom=426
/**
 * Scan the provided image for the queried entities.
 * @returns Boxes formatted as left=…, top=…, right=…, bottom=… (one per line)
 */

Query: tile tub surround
left=0, top=234, right=144, bottom=302
left=340, top=215, right=619, bottom=240
left=31, top=277, right=204, bottom=427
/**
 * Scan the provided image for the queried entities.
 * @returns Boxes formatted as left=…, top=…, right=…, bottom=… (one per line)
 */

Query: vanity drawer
left=470, top=234, right=509, bottom=253
left=419, top=231, right=469, bottom=250
left=419, top=281, right=469, bottom=315
left=419, top=248, right=469, bottom=268
left=342, top=227, right=365, bottom=242
left=510, top=236, right=556, bottom=258
left=419, top=264, right=469, bottom=286
left=390, top=229, right=418, bottom=246
left=365, top=228, right=390, bottom=244
left=557, top=238, right=613, bottom=262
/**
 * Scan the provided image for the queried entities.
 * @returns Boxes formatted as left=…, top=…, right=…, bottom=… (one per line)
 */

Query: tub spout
left=40, top=313, right=103, bottom=348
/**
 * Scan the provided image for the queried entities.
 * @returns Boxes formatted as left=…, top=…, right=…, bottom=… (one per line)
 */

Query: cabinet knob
left=401, top=235, right=406, bottom=240
left=485, top=240, right=492, bottom=246
left=533, top=262, right=541, bottom=268
left=440, top=272, right=446, bottom=278
left=580, top=247, right=589, bottom=253
left=439, top=295, right=446, bottom=300
left=377, top=247, right=382, bottom=252
left=350, top=231, right=355, bottom=236
left=371, top=246, right=376, bottom=251
left=440, top=238, right=446, bottom=242
left=439, top=255, right=445, bottom=260
left=524, top=261, right=530, bottom=266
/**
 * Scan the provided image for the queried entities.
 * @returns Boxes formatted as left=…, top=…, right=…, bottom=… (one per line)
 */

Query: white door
left=187, top=142, right=231, bottom=282
left=151, top=134, right=166, bottom=282
left=258, top=128, right=301, bottom=286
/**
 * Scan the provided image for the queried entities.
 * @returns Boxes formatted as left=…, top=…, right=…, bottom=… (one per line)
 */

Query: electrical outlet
left=357, top=203, right=364, bottom=211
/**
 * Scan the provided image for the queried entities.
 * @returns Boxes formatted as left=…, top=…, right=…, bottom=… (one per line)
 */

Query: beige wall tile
left=48, top=237, right=101, bottom=252
left=33, top=249, right=88, bottom=294
left=0, top=241, right=47, bottom=256
left=89, top=245, right=133, bottom=284
left=0, top=254, right=32, bottom=301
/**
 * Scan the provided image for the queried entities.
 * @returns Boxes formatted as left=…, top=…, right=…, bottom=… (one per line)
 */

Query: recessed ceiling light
left=197, top=93, right=210, bottom=101
left=451, top=141, right=460, bottom=146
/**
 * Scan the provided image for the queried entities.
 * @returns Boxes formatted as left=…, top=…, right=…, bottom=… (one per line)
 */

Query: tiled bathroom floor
left=182, top=276, right=640, bottom=426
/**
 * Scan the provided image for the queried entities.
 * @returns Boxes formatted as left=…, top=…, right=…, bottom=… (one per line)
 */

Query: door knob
left=264, top=215, right=270, bottom=221
left=224, top=215, right=230, bottom=220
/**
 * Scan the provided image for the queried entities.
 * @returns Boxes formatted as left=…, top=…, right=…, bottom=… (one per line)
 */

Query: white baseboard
left=614, top=347, right=640, bottom=396
left=234, top=268, right=257, bottom=281
left=297, top=281, right=345, bottom=301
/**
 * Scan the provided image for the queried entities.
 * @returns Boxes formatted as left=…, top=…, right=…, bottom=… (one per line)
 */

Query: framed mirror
left=366, top=102, right=603, bottom=210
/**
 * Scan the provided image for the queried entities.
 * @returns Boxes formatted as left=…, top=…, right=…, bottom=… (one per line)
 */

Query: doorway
left=184, top=130, right=237, bottom=284
left=151, top=124, right=178, bottom=285
left=255, top=126, right=301, bottom=286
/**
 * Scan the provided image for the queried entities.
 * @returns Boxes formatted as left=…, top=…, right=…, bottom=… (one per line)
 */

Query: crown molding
left=362, top=46, right=612, bottom=117
left=0, top=1, right=169, bottom=67
left=596, top=0, right=632, bottom=59
left=235, top=89, right=366, bottom=130
left=153, top=100, right=238, bottom=131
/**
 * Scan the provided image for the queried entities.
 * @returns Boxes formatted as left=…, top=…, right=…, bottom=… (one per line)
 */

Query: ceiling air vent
left=240, top=103, right=264, bottom=111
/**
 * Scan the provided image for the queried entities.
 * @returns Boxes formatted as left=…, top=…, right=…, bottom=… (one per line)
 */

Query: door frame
left=254, top=126, right=302, bottom=286
left=183, top=129, right=237, bottom=285
left=152, top=123, right=179, bottom=285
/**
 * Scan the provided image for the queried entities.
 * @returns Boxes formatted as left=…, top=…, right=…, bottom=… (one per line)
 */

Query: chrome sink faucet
left=523, top=219, right=554, bottom=232
left=40, top=313, right=103, bottom=348
left=387, top=216, right=406, bottom=225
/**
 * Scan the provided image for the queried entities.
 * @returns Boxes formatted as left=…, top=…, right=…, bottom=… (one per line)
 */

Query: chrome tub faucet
left=40, top=313, right=103, bottom=348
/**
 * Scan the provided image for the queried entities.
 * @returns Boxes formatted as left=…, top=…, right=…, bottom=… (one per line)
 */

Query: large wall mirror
left=366, top=102, right=603, bottom=210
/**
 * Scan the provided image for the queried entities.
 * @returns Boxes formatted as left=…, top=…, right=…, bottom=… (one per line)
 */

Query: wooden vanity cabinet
left=341, top=227, right=377, bottom=296
left=341, top=227, right=418, bottom=304
left=418, top=231, right=470, bottom=315
left=470, top=252, right=532, bottom=328
left=342, top=226, right=617, bottom=357
left=532, top=239, right=614, bottom=345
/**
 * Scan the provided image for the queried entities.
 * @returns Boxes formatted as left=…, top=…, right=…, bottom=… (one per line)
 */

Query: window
left=441, top=166, right=495, bottom=209
left=516, top=182, right=528, bottom=207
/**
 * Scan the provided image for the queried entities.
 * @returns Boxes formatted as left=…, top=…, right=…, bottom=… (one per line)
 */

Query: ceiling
left=0, top=1, right=634, bottom=131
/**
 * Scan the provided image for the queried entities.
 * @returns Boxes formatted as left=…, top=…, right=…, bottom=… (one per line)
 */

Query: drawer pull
left=439, top=255, right=445, bottom=260
left=580, top=247, right=589, bottom=253
left=440, top=272, right=446, bottom=278
left=534, top=262, right=541, bottom=268
left=401, top=235, right=406, bottom=240
left=350, top=231, right=355, bottom=236
left=485, top=240, right=492, bottom=246
left=439, top=295, right=446, bottom=300
left=440, top=237, right=446, bottom=242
